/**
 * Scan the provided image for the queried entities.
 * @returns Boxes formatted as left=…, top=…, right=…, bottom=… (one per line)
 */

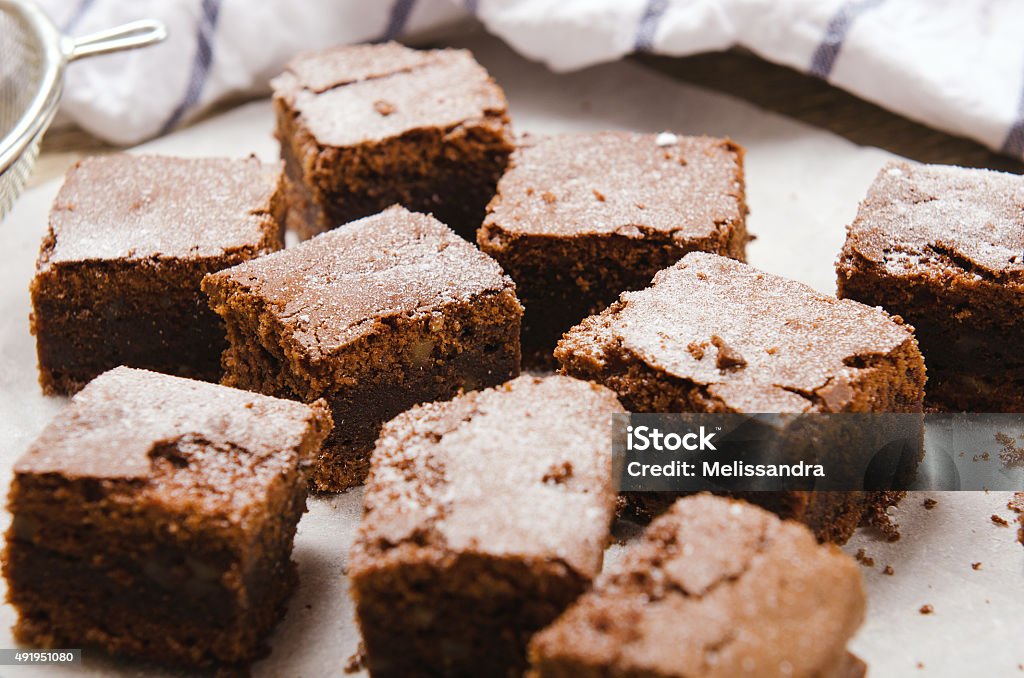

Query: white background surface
left=0, top=32, right=1021, bottom=677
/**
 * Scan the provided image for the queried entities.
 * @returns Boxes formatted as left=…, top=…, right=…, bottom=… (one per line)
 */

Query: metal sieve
left=0, top=0, right=166, bottom=219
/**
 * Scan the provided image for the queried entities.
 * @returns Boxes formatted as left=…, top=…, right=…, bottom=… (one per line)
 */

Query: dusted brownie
left=3, top=366, right=332, bottom=668
left=528, top=495, right=866, bottom=678
left=30, top=154, right=284, bottom=395
left=837, top=161, right=1024, bottom=411
left=271, top=42, right=513, bottom=240
left=203, top=205, right=522, bottom=492
left=556, top=252, right=926, bottom=543
left=350, top=375, right=623, bottom=677
left=480, top=132, right=747, bottom=365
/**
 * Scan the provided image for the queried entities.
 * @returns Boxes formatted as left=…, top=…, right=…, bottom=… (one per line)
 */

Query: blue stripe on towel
left=634, top=0, right=669, bottom=52
left=159, top=0, right=223, bottom=135
left=63, top=0, right=97, bottom=33
left=809, top=0, right=885, bottom=79
left=377, top=0, right=418, bottom=42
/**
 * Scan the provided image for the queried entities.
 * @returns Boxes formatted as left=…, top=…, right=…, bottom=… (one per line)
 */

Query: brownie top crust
left=15, top=366, right=329, bottom=480
left=844, top=161, right=1024, bottom=281
left=205, top=206, right=516, bottom=359
left=354, top=375, right=623, bottom=578
left=482, top=132, right=744, bottom=240
left=529, top=495, right=865, bottom=677
left=41, top=154, right=282, bottom=267
left=271, top=42, right=508, bottom=148
left=558, top=252, right=916, bottom=412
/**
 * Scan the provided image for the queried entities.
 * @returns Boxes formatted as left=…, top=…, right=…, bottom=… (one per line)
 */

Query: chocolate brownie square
left=479, top=132, right=747, bottom=365
left=202, top=205, right=522, bottom=492
left=271, top=42, right=513, bottom=240
left=30, top=154, right=284, bottom=395
left=350, top=375, right=623, bottom=677
left=556, top=252, right=926, bottom=543
left=528, top=495, right=866, bottom=678
left=3, top=367, right=332, bottom=668
left=837, top=161, right=1024, bottom=411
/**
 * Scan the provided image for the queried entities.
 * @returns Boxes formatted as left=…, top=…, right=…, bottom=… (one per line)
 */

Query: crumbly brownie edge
left=350, top=548, right=590, bottom=677
left=838, top=245, right=1024, bottom=411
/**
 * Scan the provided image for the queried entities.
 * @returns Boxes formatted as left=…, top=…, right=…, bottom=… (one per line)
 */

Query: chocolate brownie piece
left=30, top=154, right=284, bottom=395
left=837, top=161, right=1024, bottom=411
left=3, top=367, right=331, bottom=668
left=203, top=205, right=522, bottom=492
left=480, top=132, right=747, bottom=365
left=556, top=252, right=926, bottom=543
left=271, top=42, right=513, bottom=240
left=349, top=375, right=623, bottom=678
left=528, top=495, right=866, bottom=678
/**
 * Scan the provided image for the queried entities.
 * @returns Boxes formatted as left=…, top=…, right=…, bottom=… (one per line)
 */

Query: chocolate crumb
left=687, top=342, right=705, bottom=361
left=854, top=548, right=875, bottom=567
left=995, top=432, right=1024, bottom=467
left=923, top=498, right=938, bottom=510
left=919, top=604, right=934, bottom=615
left=541, top=191, right=557, bottom=204
left=711, top=334, right=747, bottom=370
left=992, top=514, right=1010, bottom=527
left=344, top=643, right=366, bottom=674
left=543, top=460, right=574, bottom=485
left=972, top=562, right=982, bottom=570
left=883, top=565, right=895, bottom=575
left=592, top=188, right=606, bottom=202
left=373, top=99, right=396, bottom=116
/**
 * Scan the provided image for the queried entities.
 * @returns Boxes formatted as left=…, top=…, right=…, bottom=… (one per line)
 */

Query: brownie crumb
left=854, top=549, right=875, bottom=567
left=765, top=346, right=779, bottom=355
left=373, top=99, right=396, bottom=116
left=972, top=562, right=982, bottom=570
left=919, top=604, right=934, bottom=615
left=992, top=514, right=1010, bottom=527
left=543, top=460, right=574, bottom=485
left=883, top=565, right=895, bottom=575
left=541, top=191, right=557, bottom=204
left=923, top=498, right=938, bottom=510
left=711, top=334, right=747, bottom=370
left=591, top=189, right=606, bottom=202
left=995, top=432, right=1024, bottom=467
left=686, top=341, right=705, bottom=360
left=345, top=643, right=366, bottom=674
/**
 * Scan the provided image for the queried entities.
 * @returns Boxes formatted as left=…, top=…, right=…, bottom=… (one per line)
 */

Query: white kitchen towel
left=38, top=0, right=1024, bottom=160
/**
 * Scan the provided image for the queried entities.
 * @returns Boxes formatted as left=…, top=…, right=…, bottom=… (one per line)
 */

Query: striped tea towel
left=39, top=0, right=1024, bottom=160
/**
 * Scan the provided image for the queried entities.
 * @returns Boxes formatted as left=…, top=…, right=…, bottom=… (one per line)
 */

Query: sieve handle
left=67, top=20, right=167, bottom=61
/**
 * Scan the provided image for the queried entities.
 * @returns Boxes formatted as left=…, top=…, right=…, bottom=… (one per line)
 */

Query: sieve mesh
left=0, top=5, right=45, bottom=217
left=0, top=3, right=164, bottom=220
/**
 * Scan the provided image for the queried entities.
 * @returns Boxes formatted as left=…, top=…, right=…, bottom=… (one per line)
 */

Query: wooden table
left=30, top=47, right=1023, bottom=190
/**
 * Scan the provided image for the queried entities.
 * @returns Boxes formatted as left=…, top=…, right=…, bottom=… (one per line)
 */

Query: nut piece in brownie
left=203, top=205, right=522, bottom=492
left=837, top=161, right=1024, bottom=411
left=3, top=366, right=332, bottom=669
left=271, top=42, right=513, bottom=240
left=556, top=252, right=926, bottom=543
left=479, top=132, right=747, bottom=366
left=30, top=154, right=284, bottom=395
left=528, top=495, right=867, bottom=678
left=349, top=375, right=623, bottom=678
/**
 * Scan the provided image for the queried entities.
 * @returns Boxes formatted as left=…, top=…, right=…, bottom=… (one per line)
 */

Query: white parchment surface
left=0, top=31, right=1020, bottom=678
